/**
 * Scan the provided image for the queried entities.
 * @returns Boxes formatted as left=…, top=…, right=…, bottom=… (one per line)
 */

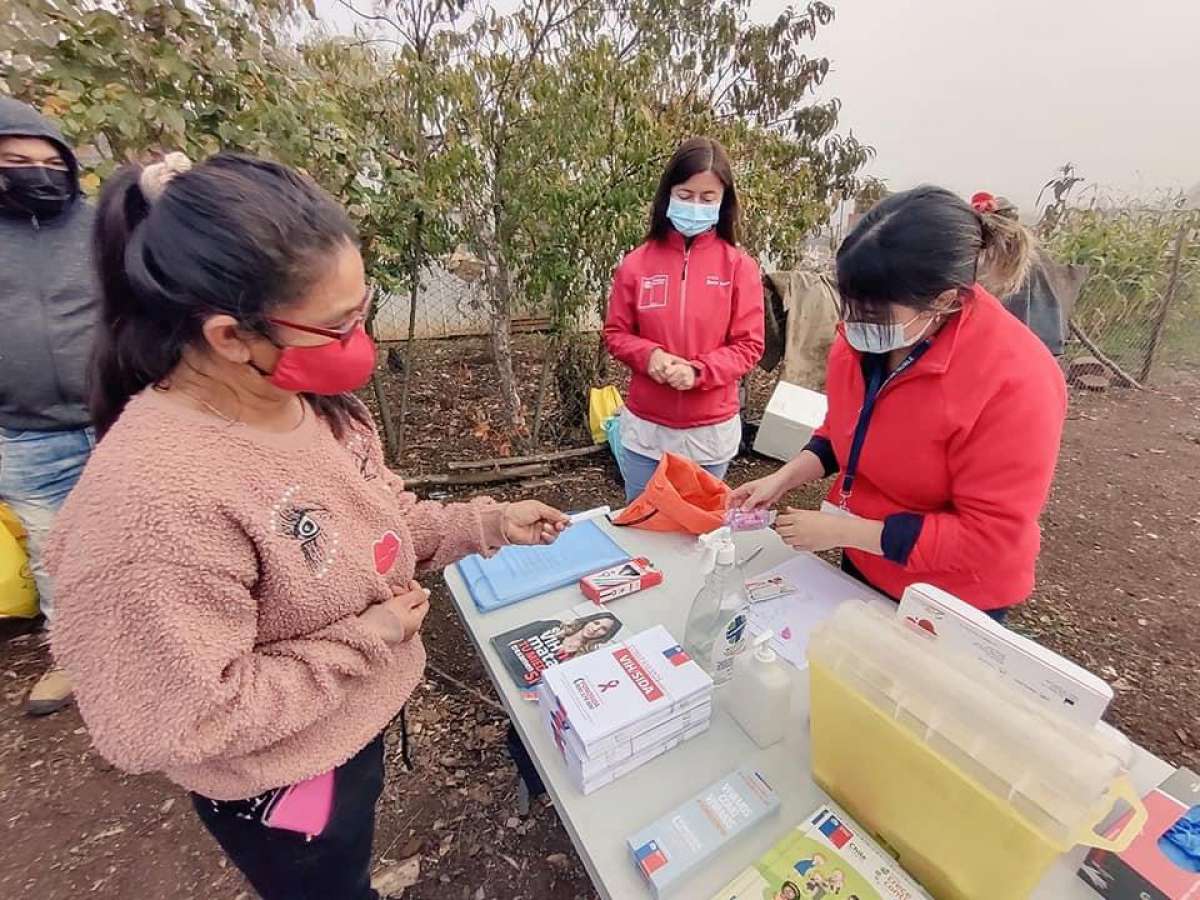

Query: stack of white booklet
left=536, top=624, right=713, bottom=795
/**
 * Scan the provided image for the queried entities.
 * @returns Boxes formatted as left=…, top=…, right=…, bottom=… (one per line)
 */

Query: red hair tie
left=971, top=191, right=996, bottom=214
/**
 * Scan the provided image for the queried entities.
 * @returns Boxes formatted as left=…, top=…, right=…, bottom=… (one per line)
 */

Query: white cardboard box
left=752, top=382, right=827, bottom=462
left=539, top=625, right=713, bottom=751
left=897, top=582, right=1113, bottom=727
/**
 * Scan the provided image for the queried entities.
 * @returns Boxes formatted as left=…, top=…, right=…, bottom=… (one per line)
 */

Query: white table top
left=444, top=522, right=1172, bottom=900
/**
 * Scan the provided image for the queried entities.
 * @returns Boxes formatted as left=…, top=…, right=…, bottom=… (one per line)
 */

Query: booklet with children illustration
left=490, top=601, right=626, bottom=700
left=711, top=804, right=928, bottom=900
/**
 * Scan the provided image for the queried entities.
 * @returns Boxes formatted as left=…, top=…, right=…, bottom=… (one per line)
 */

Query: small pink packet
left=723, top=508, right=777, bottom=532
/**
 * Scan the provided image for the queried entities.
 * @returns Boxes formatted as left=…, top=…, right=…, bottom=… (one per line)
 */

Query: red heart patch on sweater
left=374, top=531, right=401, bottom=575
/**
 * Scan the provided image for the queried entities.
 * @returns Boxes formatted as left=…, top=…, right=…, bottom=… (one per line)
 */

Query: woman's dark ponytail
left=90, top=165, right=176, bottom=438
left=977, top=210, right=1035, bottom=298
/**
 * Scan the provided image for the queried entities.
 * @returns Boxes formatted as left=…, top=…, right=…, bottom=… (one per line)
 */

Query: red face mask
left=263, top=323, right=376, bottom=395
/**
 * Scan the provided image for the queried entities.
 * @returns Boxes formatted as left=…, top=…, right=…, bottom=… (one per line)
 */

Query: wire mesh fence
left=371, top=264, right=559, bottom=342
left=363, top=262, right=615, bottom=477
left=368, top=326, right=620, bottom=477
left=1051, top=210, right=1200, bottom=389
left=371, top=267, right=487, bottom=342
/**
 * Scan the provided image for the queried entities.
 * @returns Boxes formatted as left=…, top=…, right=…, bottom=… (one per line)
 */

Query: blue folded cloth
left=457, top=519, right=630, bottom=612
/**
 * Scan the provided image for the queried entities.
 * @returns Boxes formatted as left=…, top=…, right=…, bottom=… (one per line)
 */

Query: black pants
left=192, top=734, right=385, bottom=900
left=840, top=553, right=1010, bottom=624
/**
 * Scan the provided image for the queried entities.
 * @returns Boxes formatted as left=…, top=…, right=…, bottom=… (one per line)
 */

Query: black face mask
left=0, top=165, right=74, bottom=221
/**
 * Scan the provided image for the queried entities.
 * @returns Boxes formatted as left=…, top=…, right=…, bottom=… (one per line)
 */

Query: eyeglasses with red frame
left=266, top=285, right=375, bottom=345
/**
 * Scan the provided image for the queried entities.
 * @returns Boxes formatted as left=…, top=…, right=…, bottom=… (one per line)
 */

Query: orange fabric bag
left=611, top=452, right=730, bottom=534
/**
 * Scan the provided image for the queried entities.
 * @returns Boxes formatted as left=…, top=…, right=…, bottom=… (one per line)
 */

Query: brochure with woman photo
left=490, top=602, right=625, bottom=700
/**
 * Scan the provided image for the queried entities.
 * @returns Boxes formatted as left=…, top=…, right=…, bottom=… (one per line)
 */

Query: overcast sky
left=791, top=0, right=1200, bottom=212
left=317, top=0, right=1200, bottom=212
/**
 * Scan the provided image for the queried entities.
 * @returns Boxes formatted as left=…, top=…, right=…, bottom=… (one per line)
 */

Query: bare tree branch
left=334, top=0, right=404, bottom=34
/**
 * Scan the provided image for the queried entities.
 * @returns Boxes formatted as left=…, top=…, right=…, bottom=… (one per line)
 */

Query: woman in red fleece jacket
left=733, top=186, right=1066, bottom=616
left=604, top=137, right=764, bottom=501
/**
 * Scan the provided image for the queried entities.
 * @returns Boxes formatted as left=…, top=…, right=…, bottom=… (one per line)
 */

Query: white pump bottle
left=728, top=630, right=793, bottom=748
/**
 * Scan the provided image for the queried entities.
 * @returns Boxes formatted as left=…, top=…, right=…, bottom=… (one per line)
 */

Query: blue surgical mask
left=843, top=312, right=933, bottom=354
left=667, top=197, right=720, bottom=238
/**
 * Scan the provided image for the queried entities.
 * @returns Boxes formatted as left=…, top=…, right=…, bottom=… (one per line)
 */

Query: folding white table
left=444, top=523, right=1169, bottom=900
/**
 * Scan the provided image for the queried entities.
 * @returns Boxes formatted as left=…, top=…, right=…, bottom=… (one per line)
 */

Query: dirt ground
left=2, top=342, right=1198, bottom=900
left=1008, top=370, right=1200, bottom=772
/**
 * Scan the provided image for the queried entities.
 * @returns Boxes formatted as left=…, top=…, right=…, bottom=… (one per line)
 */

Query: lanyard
left=839, top=341, right=932, bottom=507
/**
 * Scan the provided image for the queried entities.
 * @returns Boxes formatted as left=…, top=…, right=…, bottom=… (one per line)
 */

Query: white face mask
left=843, top=311, right=936, bottom=354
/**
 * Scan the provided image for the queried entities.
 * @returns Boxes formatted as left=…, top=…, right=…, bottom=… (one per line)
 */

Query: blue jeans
left=621, top=449, right=729, bottom=503
left=0, top=426, right=95, bottom=621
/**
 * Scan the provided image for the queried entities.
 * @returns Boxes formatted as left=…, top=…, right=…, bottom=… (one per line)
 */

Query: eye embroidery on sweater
left=269, top=485, right=341, bottom=579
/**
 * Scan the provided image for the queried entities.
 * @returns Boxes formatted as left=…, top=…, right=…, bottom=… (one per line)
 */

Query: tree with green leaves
left=308, top=1, right=473, bottom=454
left=4, top=0, right=470, bottom=457
left=426, top=0, right=872, bottom=439
left=4, top=0, right=874, bottom=454
left=2, top=1, right=330, bottom=180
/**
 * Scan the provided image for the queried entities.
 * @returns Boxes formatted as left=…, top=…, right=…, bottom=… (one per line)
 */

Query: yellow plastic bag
left=0, top=503, right=38, bottom=619
left=587, top=386, right=623, bottom=445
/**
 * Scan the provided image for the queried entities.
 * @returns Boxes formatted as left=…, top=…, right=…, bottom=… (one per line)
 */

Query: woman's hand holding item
left=774, top=508, right=883, bottom=554
left=361, top=581, right=430, bottom=643
left=730, top=470, right=792, bottom=511
left=502, top=500, right=569, bottom=546
left=730, top=449, right=829, bottom=512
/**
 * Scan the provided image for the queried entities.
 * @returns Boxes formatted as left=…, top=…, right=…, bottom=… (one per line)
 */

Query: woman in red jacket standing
left=604, top=137, right=765, bottom=501
left=732, top=186, right=1066, bottom=618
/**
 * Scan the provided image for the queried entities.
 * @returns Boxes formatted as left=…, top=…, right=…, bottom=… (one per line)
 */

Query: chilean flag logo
left=662, top=645, right=691, bottom=667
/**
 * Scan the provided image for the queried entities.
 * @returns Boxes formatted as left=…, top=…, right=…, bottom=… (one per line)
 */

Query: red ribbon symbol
left=598, top=679, right=620, bottom=693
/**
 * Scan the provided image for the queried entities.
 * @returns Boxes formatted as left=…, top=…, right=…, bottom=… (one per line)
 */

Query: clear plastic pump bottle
left=682, top=527, right=749, bottom=688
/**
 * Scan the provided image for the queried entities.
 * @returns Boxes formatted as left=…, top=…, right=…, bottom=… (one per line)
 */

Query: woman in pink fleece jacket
left=46, top=153, right=567, bottom=900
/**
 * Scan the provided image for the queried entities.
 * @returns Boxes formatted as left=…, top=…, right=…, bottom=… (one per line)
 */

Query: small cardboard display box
left=752, top=382, right=827, bottom=463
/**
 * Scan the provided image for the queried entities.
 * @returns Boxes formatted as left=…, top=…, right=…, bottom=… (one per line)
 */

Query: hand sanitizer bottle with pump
left=682, top=527, right=748, bottom=688
left=728, top=630, right=793, bottom=748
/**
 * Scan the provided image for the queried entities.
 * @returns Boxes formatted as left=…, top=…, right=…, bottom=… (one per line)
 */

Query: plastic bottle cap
left=698, top=526, right=734, bottom=573
left=753, top=631, right=777, bottom=663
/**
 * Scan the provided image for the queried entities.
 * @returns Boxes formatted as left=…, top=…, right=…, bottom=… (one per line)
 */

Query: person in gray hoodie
left=0, top=97, right=99, bottom=716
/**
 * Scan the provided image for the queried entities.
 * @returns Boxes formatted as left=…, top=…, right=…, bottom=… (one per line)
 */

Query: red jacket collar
left=660, top=228, right=721, bottom=253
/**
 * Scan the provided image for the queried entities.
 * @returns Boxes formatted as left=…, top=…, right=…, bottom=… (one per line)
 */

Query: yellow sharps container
left=807, top=603, right=1147, bottom=900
